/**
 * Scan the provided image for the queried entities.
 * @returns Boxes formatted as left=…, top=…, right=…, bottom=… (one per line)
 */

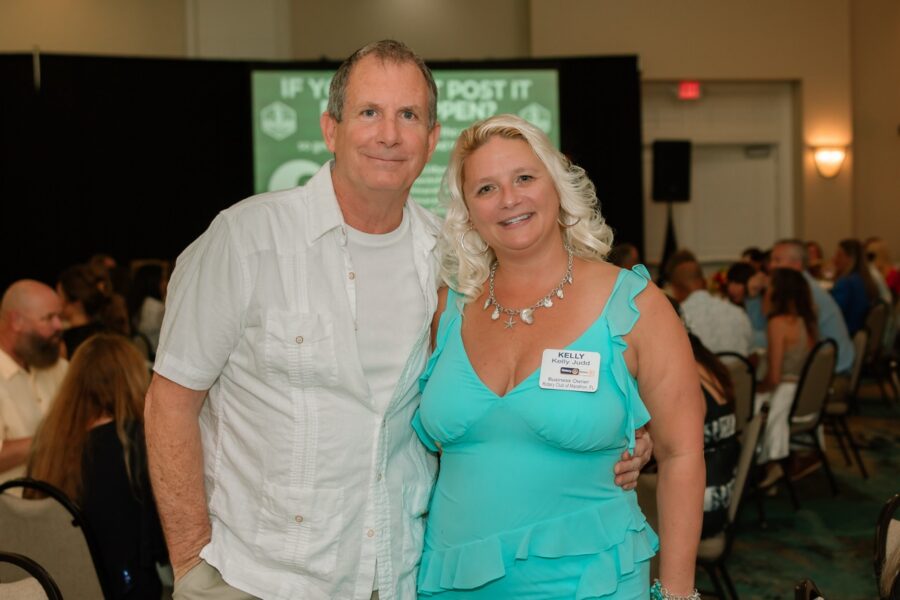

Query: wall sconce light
left=812, top=147, right=847, bottom=178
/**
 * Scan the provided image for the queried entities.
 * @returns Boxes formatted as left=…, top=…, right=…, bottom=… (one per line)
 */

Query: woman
left=666, top=296, right=740, bottom=540
left=754, top=268, right=818, bottom=480
left=127, top=263, right=167, bottom=355
left=831, top=238, right=879, bottom=336
left=413, top=115, right=704, bottom=599
left=27, top=334, right=167, bottom=599
left=57, top=263, right=130, bottom=356
left=690, top=333, right=740, bottom=539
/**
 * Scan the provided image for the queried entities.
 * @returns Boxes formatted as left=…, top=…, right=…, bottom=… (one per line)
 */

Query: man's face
left=321, top=55, right=440, bottom=201
left=14, top=290, right=63, bottom=368
left=770, top=244, right=801, bottom=271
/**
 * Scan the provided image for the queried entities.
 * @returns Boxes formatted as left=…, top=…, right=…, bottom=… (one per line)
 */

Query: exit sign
left=678, top=80, right=701, bottom=100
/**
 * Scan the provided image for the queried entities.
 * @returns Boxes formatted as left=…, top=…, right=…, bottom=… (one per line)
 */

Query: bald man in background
left=0, top=280, right=68, bottom=481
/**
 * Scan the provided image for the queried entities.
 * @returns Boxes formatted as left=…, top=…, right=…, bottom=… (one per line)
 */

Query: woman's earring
left=459, top=226, right=489, bottom=256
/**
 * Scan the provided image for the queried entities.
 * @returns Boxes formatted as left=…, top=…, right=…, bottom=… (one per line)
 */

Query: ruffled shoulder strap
left=605, top=265, right=652, bottom=451
left=414, top=289, right=463, bottom=453
left=605, top=264, right=651, bottom=339
left=418, top=288, right=463, bottom=393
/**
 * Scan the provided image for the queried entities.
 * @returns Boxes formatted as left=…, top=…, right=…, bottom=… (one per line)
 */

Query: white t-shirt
left=347, top=208, right=426, bottom=414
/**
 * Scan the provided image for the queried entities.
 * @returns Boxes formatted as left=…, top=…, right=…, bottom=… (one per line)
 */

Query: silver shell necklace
left=484, top=245, right=574, bottom=329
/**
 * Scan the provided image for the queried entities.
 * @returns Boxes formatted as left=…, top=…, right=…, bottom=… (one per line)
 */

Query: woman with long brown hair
left=28, top=333, right=166, bottom=599
left=754, top=268, right=818, bottom=484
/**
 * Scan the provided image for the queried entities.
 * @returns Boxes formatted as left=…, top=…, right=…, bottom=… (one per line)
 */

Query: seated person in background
left=0, top=280, right=68, bottom=482
left=607, top=242, right=640, bottom=270
left=754, top=269, right=817, bottom=483
left=805, top=240, right=826, bottom=281
left=27, top=333, right=167, bottom=599
left=864, top=237, right=896, bottom=305
left=659, top=247, right=697, bottom=289
left=745, top=239, right=854, bottom=375
left=664, top=296, right=741, bottom=540
left=57, top=263, right=130, bottom=357
left=689, top=331, right=740, bottom=539
left=741, top=247, right=766, bottom=273
left=866, top=237, right=900, bottom=302
left=725, top=262, right=756, bottom=308
left=831, top=238, right=879, bottom=336
left=127, top=263, right=167, bottom=355
left=669, top=258, right=753, bottom=355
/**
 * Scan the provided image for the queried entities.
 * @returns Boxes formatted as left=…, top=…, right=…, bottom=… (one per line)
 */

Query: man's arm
left=0, top=437, right=32, bottom=473
left=145, top=373, right=210, bottom=580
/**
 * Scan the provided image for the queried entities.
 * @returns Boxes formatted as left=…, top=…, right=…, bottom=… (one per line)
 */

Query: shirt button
left=295, top=335, right=304, bottom=344
left=376, top=473, right=383, bottom=481
left=367, top=529, right=375, bottom=538
left=348, top=272, right=356, bottom=280
left=294, top=515, right=304, bottom=523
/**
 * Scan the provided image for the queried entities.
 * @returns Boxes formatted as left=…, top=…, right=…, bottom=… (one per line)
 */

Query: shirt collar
left=305, top=161, right=345, bottom=244
left=0, top=347, right=24, bottom=381
left=304, top=160, right=439, bottom=254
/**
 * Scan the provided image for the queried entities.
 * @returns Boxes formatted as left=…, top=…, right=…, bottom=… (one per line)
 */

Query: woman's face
left=462, top=136, right=561, bottom=256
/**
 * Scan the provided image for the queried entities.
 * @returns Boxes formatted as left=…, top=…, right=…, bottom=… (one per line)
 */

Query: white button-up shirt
left=0, top=349, right=67, bottom=482
left=681, top=289, right=754, bottom=356
left=154, top=163, right=440, bottom=600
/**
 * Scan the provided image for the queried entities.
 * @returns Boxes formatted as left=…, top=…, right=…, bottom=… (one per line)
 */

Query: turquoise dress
left=412, top=265, right=659, bottom=599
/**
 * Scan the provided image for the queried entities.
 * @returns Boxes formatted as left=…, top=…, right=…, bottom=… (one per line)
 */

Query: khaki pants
left=173, top=560, right=380, bottom=600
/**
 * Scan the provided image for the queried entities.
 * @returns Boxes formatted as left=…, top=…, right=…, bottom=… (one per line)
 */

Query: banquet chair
left=780, top=339, right=838, bottom=509
left=717, top=352, right=756, bottom=435
left=0, top=551, right=62, bottom=600
left=697, top=407, right=767, bottom=599
left=0, top=478, right=111, bottom=599
left=794, top=578, right=825, bottom=600
left=875, top=493, right=900, bottom=600
left=823, top=328, right=869, bottom=478
left=863, top=301, right=895, bottom=403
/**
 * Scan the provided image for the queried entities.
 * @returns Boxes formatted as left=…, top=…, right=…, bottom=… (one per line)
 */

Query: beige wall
left=290, top=0, right=529, bottom=60
left=0, top=1, right=896, bottom=254
left=0, top=0, right=186, bottom=57
left=851, top=0, right=900, bottom=254
left=530, top=0, right=857, bottom=253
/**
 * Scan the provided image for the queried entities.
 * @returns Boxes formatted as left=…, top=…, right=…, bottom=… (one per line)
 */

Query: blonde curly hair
left=439, top=114, right=614, bottom=302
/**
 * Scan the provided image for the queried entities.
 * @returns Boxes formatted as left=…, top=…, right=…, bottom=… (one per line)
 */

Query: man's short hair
left=773, top=239, right=808, bottom=268
left=670, top=259, right=704, bottom=291
left=327, top=40, right=439, bottom=130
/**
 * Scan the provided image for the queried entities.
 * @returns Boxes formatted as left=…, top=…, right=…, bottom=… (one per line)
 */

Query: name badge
left=539, top=349, right=601, bottom=392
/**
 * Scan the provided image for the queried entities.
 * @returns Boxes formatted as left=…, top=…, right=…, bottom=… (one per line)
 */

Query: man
left=745, top=239, right=854, bottom=374
left=0, top=280, right=67, bottom=481
left=146, top=40, right=650, bottom=600
left=669, top=259, right=754, bottom=355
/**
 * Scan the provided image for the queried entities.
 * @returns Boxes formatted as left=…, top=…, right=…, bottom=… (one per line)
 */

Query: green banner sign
left=252, top=69, right=559, bottom=214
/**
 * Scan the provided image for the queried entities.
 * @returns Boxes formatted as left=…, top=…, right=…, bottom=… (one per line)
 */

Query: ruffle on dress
left=413, top=289, right=464, bottom=452
left=417, top=495, right=659, bottom=598
left=604, top=265, right=652, bottom=451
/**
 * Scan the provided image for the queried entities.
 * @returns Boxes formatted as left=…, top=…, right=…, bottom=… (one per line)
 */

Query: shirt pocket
left=264, top=310, right=339, bottom=388
left=254, top=482, right=345, bottom=579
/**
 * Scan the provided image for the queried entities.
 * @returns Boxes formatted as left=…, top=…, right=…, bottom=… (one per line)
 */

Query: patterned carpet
left=705, top=384, right=900, bottom=599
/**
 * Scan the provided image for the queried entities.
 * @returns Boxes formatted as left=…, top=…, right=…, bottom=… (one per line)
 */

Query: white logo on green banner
left=252, top=70, right=559, bottom=215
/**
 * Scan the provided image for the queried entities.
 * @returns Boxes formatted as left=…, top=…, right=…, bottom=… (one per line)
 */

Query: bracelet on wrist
left=650, top=579, right=701, bottom=600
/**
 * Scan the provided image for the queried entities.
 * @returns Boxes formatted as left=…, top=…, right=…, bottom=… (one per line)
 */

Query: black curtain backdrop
left=0, top=53, right=642, bottom=288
